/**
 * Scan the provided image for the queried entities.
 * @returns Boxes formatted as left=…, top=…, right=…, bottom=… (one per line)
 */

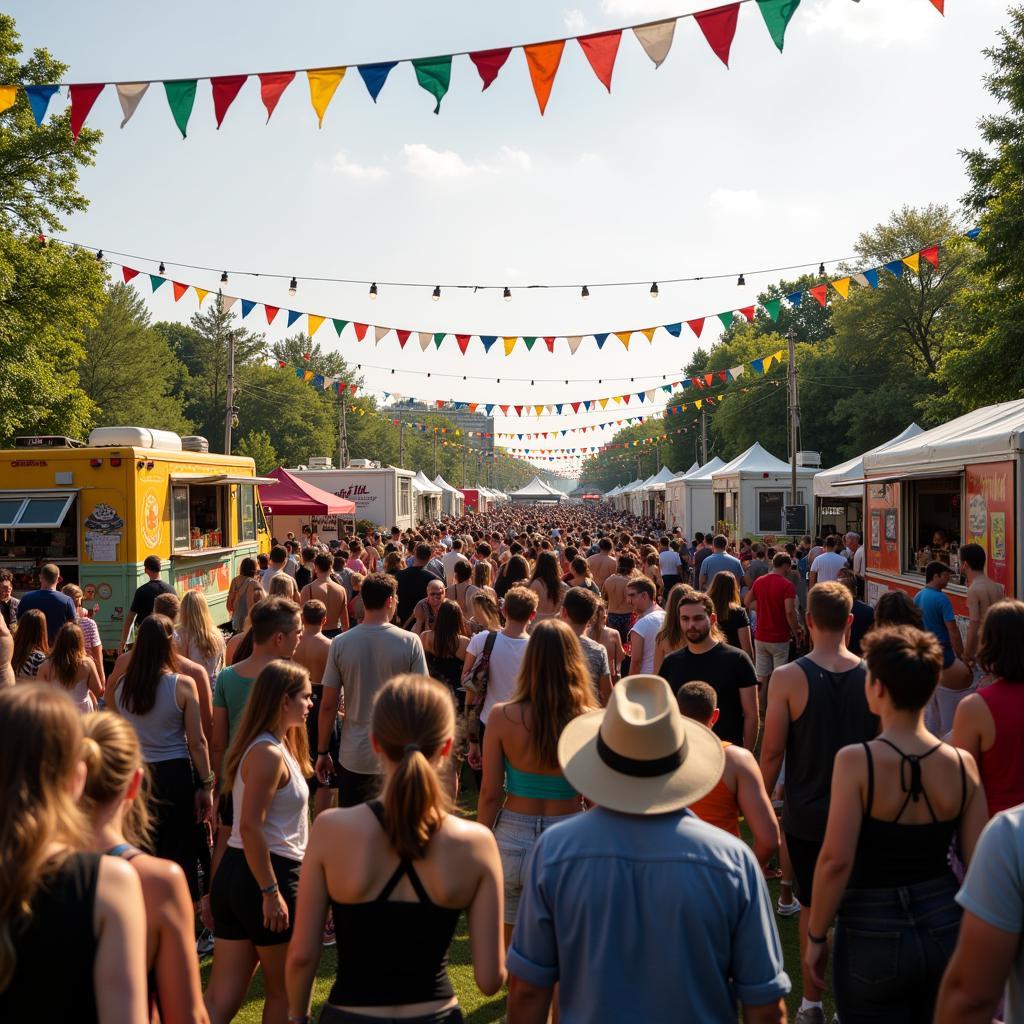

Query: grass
left=203, top=776, right=831, bottom=1023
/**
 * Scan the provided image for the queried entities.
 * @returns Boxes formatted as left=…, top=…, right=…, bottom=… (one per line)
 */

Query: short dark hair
left=617, top=554, right=635, bottom=574
left=361, top=572, right=397, bottom=610
left=415, top=543, right=432, bottom=562
left=676, top=680, right=717, bottom=723
left=302, top=599, right=327, bottom=625
left=874, top=590, right=922, bottom=628
left=143, top=555, right=161, bottom=573
left=959, top=543, right=986, bottom=572
left=301, top=547, right=316, bottom=562
left=562, top=586, right=598, bottom=627
left=862, top=625, right=941, bottom=710
left=251, top=597, right=300, bottom=645
left=713, top=534, right=728, bottom=550
left=454, top=560, right=472, bottom=582
left=772, top=552, right=791, bottom=569
left=269, top=545, right=287, bottom=564
left=314, top=553, right=333, bottom=573
left=40, top=563, right=59, bottom=584
left=599, top=537, right=613, bottom=552
left=978, top=600, right=1024, bottom=681
left=626, top=576, right=656, bottom=601
left=694, top=532, right=704, bottom=543
left=925, top=560, right=951, bottom=583
left=503, top=586, right=539, bottom=623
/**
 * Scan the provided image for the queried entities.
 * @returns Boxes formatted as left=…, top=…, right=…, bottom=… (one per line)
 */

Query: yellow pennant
left=194, top=287, right=209, bottom=305
left=832, top=278, right=850, bottom=299
left=308, top=314, right=325, bottom=336
left=694, top=399, right=702, bottom=409
left=0, top=85, right=16, bottom=114
left=503, top=336, right=517, bottom=356
left=599, top=398, right=608, bottom=409
left=534, top=405, right=544, bottom=416
left=303, top=370, right=314, bottom=382
left=641, top=327, right=656, bottom=343
left=764, top=355, right=775, bottom=371
left=902, top=252, right=921, bottom=274
left=307, top=67, right=346, bottom=128
left=615, top=331, right=631, bottom=349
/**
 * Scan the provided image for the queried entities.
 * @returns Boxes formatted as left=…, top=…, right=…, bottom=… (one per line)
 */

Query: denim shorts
left=833, top=873, right=962, bottom=1023
left=493, top=808, right=579, bottom=925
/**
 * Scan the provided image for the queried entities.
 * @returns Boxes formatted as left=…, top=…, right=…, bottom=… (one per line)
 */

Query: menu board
left=966, top=461, right=1016, bottom=595
left=865, top=482, right=900, bottom=575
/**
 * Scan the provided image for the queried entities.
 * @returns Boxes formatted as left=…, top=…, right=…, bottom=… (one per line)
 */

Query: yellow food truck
left=0, top=427, right=273, bottom=655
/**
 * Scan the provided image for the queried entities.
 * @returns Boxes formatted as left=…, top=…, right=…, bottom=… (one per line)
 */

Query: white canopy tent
left=411, top=472, right=443, bottom=521
left=814, top=424, right=924, bottom=500
left=433, top=475, right=465, bottom=517
left=509, top=476, right=566, bottom=502
left=673, top=457, right=725, bottom=537
left=664, top=462, right=699, bottom=530
left=640, top=466, right=679, bottom=519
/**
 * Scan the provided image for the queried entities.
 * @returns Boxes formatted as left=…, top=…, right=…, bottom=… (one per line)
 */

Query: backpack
left=461, top=630, right=498, bottom=743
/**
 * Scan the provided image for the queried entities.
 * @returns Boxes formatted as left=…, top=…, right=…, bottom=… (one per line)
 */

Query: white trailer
left=286, top=466, right=417, bottom=532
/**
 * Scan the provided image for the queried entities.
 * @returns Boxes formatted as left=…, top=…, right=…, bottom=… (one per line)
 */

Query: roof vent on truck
left=181, top=436, right=210, bottom=453
left=86, top=427, right=183, bottom=452
left=14, top=435, right=85, bottom=448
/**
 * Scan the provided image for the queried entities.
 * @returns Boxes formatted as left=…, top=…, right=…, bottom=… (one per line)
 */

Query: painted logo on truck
left=141, top=492, right=161, bottom=549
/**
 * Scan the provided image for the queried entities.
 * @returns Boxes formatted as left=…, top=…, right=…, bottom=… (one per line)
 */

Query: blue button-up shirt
left=507, top=806, right=790, bottom=1022
left=699, top=550, right=745, bottom=590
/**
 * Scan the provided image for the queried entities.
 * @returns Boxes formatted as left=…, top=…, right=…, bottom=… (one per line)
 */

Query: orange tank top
left=690, top=742, right=739, bottom=837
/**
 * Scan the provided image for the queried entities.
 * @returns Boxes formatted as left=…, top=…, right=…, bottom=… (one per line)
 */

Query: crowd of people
left=1, top=504, right=1024, bottom=1023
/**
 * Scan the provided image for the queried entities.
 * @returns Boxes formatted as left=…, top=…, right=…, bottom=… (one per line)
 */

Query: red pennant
left=353, top=323, right=368, bottom=341
left=499, top=405, right=510, bottom=415
left=514, top=405, right=523, bottom=416
left=739, top=306, right=755, bottom=322
left=571, top=402, right=581, bottom=413
left=694, top=3, right=741, bottom=68
left=121, top=266, right=140, bottom=283
left=278, top=361, right=286, bottom=368
left=470, top=47, right=512, bottom=90
left=70, top=83, right=105, bottom=140
left=928, top=0, right=944, bottom=12
left=436, top=400, right=445, bottom=409
left=544, top=337, right=555, bottom=352
left=577, top=30, right=622, bottom=93
left=920, top=245, right=940, bottom=268
left=718, top=370, right=729, bottom=383
left=211, top=74, right=247, bottom=128
left=259, top=71, right=295, bottom=122
left=396, top=329, right=411, bottom=348
left=349, top=384, right=358, bottom=394
left=687, top=318, right=705, bottom=338
left=809, top=284, right=828, bottom=307
left=704, top=373, right=714, bottom=387
left=265, top=305, right=280, bottom=324
left=172, top=281, right=188, bottom=302
left=456, top=334, right=471, bottom=354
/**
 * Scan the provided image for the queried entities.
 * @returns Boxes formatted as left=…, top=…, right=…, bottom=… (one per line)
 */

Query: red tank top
left=979, top=679, right=1024, bottom=817
left=690, top=742, right=740, bottom=837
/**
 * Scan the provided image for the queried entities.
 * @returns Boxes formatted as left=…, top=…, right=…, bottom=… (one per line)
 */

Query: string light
left=158, top=261, right=165, bottom=274
left=432, top=285, right=441, bottom=301
left=737, top=273, right=745, bottom=286
left=503, top=287, right=512, bottom=301
left=581, top=285, right=590, bottom=299
left=220, top=271, right=229, bottom=284
left=288, top=276, right=298, bottom=296
left=818, top=262, right=826, bottom=276
left=95, top=250, right=104, bottom=261
left=369, top=282, right=378, bottom=299
left=650, top=282, right=659, bottom=298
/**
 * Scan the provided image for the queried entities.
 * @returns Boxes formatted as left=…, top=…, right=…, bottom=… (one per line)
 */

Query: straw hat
left=558, top=675, right=724, bottom=815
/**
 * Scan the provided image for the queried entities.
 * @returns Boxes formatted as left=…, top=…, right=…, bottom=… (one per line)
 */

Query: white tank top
left=67, top=676, right=93, bottom=714
left=228, top=732, right=309, bottom=861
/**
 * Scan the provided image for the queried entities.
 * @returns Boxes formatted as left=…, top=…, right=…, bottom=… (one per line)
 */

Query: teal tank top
left=503, top=758, right=577, bottom=800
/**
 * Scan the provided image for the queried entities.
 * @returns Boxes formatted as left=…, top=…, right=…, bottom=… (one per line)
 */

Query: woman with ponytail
left=0, top=686, right=148, bottom=1023
left=38, top=621, right=103, bottom=713
left=81, top=712, right=209, bottom=1024
left=286, top=674, right=504, bottom=1024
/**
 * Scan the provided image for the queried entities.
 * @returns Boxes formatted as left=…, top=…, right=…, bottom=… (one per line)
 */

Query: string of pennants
left=496, top=420, right=702, bottom=460
left=101, top=239, right=942, bottom=358
left=276, top=346, right=784, bottom=419
left=0, top=2, right=945, bottom=137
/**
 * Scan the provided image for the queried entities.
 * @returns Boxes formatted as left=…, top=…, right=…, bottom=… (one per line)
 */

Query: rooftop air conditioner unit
left=348, top=459, right=379, bottom=468
left=87, top=427, right=183, bottom=452
left=308, top=456, right=334, bottom=469
left=181, top=436, right=209, bottom=453
left=796, top=451, right=822, bottom=468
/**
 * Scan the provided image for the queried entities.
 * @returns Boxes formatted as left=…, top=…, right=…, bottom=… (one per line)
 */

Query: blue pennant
left=664, top=322, right=682, bottom=337
left=287, top=309, right=302, bottom=326
left=313, top=374, right=325, bottom=390
left=594, top=333, right=609, bottom=349
left=863, top=268, right=879, bottom=289
left=358, top=62, right=398, bottom=102
left=25, top=85, right=59, bottom=125
left=484, top=404, right=494, bottom=414
left=480, top=336, right=497, bottom=353
left=750, top=358, right=765, bottom=374
left=786, top=291, right=803, bottom=307
left=884, top=261, right=904, bottom=279
left=966, top=227, right=982, bottom=240
left=240, top=299, right=256, bottom=319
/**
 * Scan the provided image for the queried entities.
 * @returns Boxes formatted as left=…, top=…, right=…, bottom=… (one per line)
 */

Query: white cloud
left=799, top=0, right=945, bottom=48
left=332, top=151, right=388, bottom=180
left=708, top=188, right=763, bottom=215
left=402, top=143, right=532, bottom=180
left=600, top=0, right=679, bottom=18
left=564, top=8, right=586, bottom=33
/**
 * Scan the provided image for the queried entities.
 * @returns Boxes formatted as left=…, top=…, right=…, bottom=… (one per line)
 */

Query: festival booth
left=860, top=399, right=1024, bottom=614
left=664, top=463, right=699, bottom=530
left=287, top=465, right=417, bottom=531
left=641, top=466, right=679, bottom=520
left=813, top=424, right=922, bottom=539
left=676, top=457, right=726, bottom=537
left=264, top=467, right=357, bottom=544
left=611, top=480, right=641, bottom=512
left=411, top=472, right=443, bottom=521
left=627, top=475, right=656, bottom=517
left=432, top=475, right=464, bottom=517
left=711, top=444, right=816, bottom=539
left=509, top=476, right=566, bottom=503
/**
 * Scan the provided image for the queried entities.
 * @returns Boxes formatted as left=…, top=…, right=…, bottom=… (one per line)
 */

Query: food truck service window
left=172, top=484, right=225, bottom=551
left=237, top=484, right=256, bottom=543
left=758, top=489, right=805, bottom=534
left=905, top=475, right=962, bottom=574
left=0, top=492, right=79, bottom=579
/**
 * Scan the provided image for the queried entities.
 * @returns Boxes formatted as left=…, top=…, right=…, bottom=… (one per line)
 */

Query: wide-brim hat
left=558, top=675, right=724, bottom=815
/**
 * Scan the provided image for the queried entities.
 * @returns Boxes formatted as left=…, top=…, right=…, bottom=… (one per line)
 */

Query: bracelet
left=317, top=749, right=331, bottom=756
left=199, top=772, right=215, bottom=789
left=806, top=929, right=828, bottom=944
left=261, top=882, right=280, bottom=895
left=288, top=1016, right=310, bottom=1024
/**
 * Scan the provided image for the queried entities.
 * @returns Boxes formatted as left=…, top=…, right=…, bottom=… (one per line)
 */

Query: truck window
left=399, top=478, right=410, bottom=517
left=906, top=475, right=962, bottom=575
left=172, top=487, right=191, bottom=549
left=0, top=494, right=79, bottom=586
left=238, top=484, right=256, bottom=542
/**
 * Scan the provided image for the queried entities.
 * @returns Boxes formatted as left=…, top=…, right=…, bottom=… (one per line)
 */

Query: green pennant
left=523, top=336, right=537, bottom=351
left=757, top=0, right=801, bottom=53
left=412, top=55, right=452, bottom=114
left=718, top=312, right=734, bottom=331
left=164, top=79, right=197, bottom=138
left=764, top=298, right=782, bottom=322
left=332, top=319, right=348, bottom=336
left=150, top=275, right=166, bottom=292
left=433, top=332, right=446, bottom=348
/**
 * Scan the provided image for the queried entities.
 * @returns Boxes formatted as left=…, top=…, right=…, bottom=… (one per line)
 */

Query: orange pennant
left=615, top=331, right=631, bottom=349
left=524, top=40, right=565, bottom=115
left=172, top=281, right=188, bottom=302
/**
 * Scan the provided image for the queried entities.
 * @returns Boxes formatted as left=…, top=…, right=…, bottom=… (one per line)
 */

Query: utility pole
left=223, top=323, right=236, bottom=455
left=462, top=444, right=468, bottom=487
left=787, top=328, right=799, bottom=513
left=338, top=388, right=349, bottom=469
left=399, top=421, right=406, bottom=469
left=636, top=456, right=642, bottom=480
left=700, top=406, right=708, bottom=465
left=432, top=428, right=438, bottom=477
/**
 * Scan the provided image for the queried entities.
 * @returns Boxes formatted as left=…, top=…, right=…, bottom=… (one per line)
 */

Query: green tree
left=270, top=333, right=352, bottom=378
left=236, top=430, right=279, bottom=474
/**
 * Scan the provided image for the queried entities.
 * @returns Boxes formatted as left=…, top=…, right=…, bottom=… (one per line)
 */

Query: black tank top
left=329, top=802, right=462, bottom=1008
left=782, top=656, right=879, bottom=841
left=0, top=852, right=101, bottom=1023
left=850, top=740, right=966, bottom=889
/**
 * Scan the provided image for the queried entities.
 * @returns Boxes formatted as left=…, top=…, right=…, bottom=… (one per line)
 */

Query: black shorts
left=210, top=846, right=301, bottom=947
left=307, top=685, right=341, bottom=793
left=323, top=627, right=344, bottom=640
left=784, top=832, right=823, bottom=908
left=217, top=791, right=234, bottom=828
left=337, top=765, right=381, bottom=808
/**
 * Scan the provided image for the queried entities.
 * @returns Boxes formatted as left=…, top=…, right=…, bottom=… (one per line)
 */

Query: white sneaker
left=196, top=928, right=214, bottom=957
left=794, top=1007, right=825, bottom=1024
left=776, top=896, right=801, bottom=916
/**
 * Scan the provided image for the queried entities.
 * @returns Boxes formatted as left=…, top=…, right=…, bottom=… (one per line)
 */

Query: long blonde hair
left=511, top=619, right=598, bottom=767
left=372, top=674, right=454, bottom=861
left=0, top=686, right=88, bottom=992
left=178, top=589, right=225, bottom=663
left=657, top=583, right=695, bottom=649
left=470, top=592, right=501, bottom=631
left=221, top=661, right=311, bottom=794
left=81, top=712, right=152, bottom=850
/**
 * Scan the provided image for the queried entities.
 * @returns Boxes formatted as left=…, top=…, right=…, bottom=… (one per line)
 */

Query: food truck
left=859, top=400, right=1024, bottom=618
left=0, top=427, right=273, bottom=655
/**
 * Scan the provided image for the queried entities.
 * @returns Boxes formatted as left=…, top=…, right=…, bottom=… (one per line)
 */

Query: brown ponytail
left=371, top=674, right=454, bottom=862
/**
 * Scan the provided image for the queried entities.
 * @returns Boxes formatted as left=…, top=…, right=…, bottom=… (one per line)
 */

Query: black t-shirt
left=660, top=642, right=758, bottom=745
left=848, top=600, right=875, bottom=657
left=720, top=606, right=751, bottom=650
left=395, top=565, right=441, bottom=627
left=129, top=578, right=175, bottom=620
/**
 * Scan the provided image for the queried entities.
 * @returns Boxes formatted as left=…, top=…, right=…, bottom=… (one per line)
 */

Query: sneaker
left=776, top=897, right=801, bottom=917
left=196, top=928, right=214, bottom=957
left=322, top=909, right=336, bottom=947
left=794, top=1008, right=825, bottom=1024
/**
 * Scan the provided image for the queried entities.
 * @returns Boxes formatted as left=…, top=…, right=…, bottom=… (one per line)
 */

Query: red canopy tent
left=264, top=467, right=356, bottom=517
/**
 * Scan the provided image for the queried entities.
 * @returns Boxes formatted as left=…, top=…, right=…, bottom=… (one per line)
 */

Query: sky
left=8, top=0, right=1012, bottom=474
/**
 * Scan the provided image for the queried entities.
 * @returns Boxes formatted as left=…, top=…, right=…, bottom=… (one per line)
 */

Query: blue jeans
left=833, top=873, right=962, bottom=1023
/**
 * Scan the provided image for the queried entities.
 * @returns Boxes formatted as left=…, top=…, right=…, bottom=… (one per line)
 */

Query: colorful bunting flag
left=594, top=333, right=609, bottom=349
left=615, top=331, right=631, bottom=349
left=150, top=275, right=166, bottom=292
left=567, top=336, right=583, bottom=354
left=164, top=80, right=198, bottom=138
left=902, top=252, right=921, bottom=274
left=665, top=322, right=682, bottom=337
left=374, top=325, right=389, bottom=344
left=259, top=71, right=295, bottom=122
left=309, top=315, right=325, bottom=335
left=739, top=306, right=755, bottom=322
left=69, top=83, right=105, bottom=139
left=333, top=318, right=348, bottom=335
left=0, top=85, right=17, bottom=114
left=307, top=68, right=346, bottom=127
left=241, top=299, right=256, bottom=318
left=641, top=327, right=656, bottom=342
left=809, top=284, right=828, bottom=307
left=832, top=277, right=850, bottom=299
left=396, top=329, right=410, bottom=348
left=220, top=294, right=238, bottom=313
left=503, top=336, right=517, bottom=356
left=578, top=30, right=622, bottom=92
left=543, top=337, right=555, bottom=352
left=920, top=245, right=940, bottom=268
left=418, top=332, right=431, bottom=351
left=787, top=291, right=803, bottom=306
left=25, top=85, right=59, bottom=126
left=287, top=310, right=302, bottom=327
left=412, top=56, right=452, bottom=113
left=764, top=298, right=781, bottom=321
left=718, top=311, right=734, bottom=330
left=863, top=268, right=879, bottom=289
left=524, top=40, right=565, bottom=115
left=116, top=82, right=149, bottom=127
left=633, top=20, right=676, bottom=68
left=211, top=74, right=247, bottom=128
left=194, top=287, right=209, bottom=305
left=884, top=260, right=904, bottom=279
left=523, top=337, right=537, bottom=351
left=265, top=305, right=280, bottom=324
left=687, top=318, right=705, bottom=338
left=358, top=62, right=398, bottom=102
left=433, top=332, right=446, bottom=349
left=469, top=48, right=512, bottom=89
left=694, top=3, right=741, bottom=68
left=354, top=323, right=369, bottom=341
left=172, top=281, right=188, bottom=302
left=121, top=267, right=139, bottom=283
left=481, top=335, right=497, bottom=353
left=757, top=0, right=801, bottom=52
left=456, top=334, right=471, bottom=354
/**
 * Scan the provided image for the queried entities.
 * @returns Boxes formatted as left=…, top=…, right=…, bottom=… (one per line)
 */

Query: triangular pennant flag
left=358, top=62, right=398, bottom=103
left=219, top=294, right=238, bottom=314
left=663, top=322, right=682, bottom=337
left=265, top=305, right=280, bottom=324
left=395, top=329, right=410, bottom=348
left=929, top=0, right=944, bottom=12
left=533, top=405, right=545, bottom=416
left=832, top=278, right=850, bottom=299
left=571, top=402, right=581, bottom=413
left=739, top=306, right=755, bottom=322
left=164, top=80, right=198, bottom=138
left=757, top=0, right=801, bottom=52
left=332, top=318, right=349, bottom=336
left=469, top=48, right=512, bottom=90
left=633, top=20, right=676, bottom=68
left=307, top=68, right=346, bottom=127
left=240, top=299, right=256, bottom=318
left=259, top=71, right=295, bottom=122
left=373, top=325, right=389, bottom=344
left=69, top=83, right=105, bottom=140
left=524, top=40, right=565, bottom=115
left=578, top=30, right=622, bottom=92
left=694, top=4, right=741, bottom=67
left=303, top=370, right=315, bottom=383
left=567, top=336, right=583, bottom=354
left=852, top=273, right=870, bottom=288
left=920, top=245, right=940, bottom=269
left=499, top=405, right=510, bottom=415
left=412, top=56, right=452, bottom=113
left=211, top=74, right=247, bottom=128
left=115, top=82, right=149, bottom=127
left=0, top=85, right=17, bottom=115
left=615, top=331, right=631, bottom=349
left=718, top=311, right=734, bottom=330
left=543, top=337, right=555, bottom=353
left=503, top=336, right=517, bottom=356
left=751, top=358, right=765, bottom=374
left=121, top=266, right=140, bottom=283
left=809, top=284, right=828, bottom=307
left=312, top=374, right=325, bottom=390
left=172, top=281, right=188, bottom=302
left=514, top=406, right=523, bottom=417
left=787, top=291, right=803, bottom=306
left=308, top=315, right=325, bottom=336
left=687, top=318, right=705, bottom=338
left=704, top=373, right=714, bottom=387
left=764, top=298, right=781, bottom=321
left=433, top=332, right=446, bottom=349
left=599, top=398, right=609, bottom=409
left=763, top=354, right=775, bottom=371
left=902, top=253, right=921, bottom=274
left=594, top=333, right=609, bottom=349
left=194, top=287, right=209, bottom=306
left=863, top=268, right=879, bottom=289
left=694, top=399, right=703, bottom=410
left=354, top=323, right=369, bottom=342
left=480, top=335, right=497, bottom=353
left=641, top=327, right=657, bottom=342
left=287, top=310, right=302, bottom=327
left=25, top=85, right=59, bottom=126
left=730, top=364, right=745, bottom=379
left=418, top=332, right=432, bottom=351
left=523, top=337, right=537, bottom=351
left=884, top=261, right=904, bottom=279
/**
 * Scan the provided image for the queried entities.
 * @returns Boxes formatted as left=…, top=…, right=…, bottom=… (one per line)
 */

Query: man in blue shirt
left=914, top=561, right=967, bottom=672
left=17, top=562, right=76, bottom=644
left=507, top=674, right=790, bottom=1023
left=698, top=533, right=745, bottom=590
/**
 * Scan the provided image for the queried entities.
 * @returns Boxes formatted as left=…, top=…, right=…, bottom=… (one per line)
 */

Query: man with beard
left=659, top=589, right=759, bottom=751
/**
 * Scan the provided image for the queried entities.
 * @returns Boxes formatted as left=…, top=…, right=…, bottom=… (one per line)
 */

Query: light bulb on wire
left=650, top=282, right=659, bottom=298
left=221, top=271, right=228, bottom=284
left=581, top=285, right=590, bottom=299
left=737, top=274, right=745, bottom=287
left=503, top=287, right=512, bottom=301
left=818, top=262, right=826, bottom=277
left=369, top=282, right=378, bottom=299
left=432, top=285, right=441, bottom=301
left=158, top=261, right=165, bottom=274
left=288, top=276, right=298, bottom=296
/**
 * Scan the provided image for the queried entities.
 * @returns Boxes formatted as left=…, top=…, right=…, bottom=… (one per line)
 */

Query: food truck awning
left=262, top=468, right=356, bottom=516
left=835, top=470, right=966, bottom=487
left=169, top=473, right=279, bottom=486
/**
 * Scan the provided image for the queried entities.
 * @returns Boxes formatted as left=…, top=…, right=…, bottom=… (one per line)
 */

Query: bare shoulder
left=834, top=743, right=869, bottom=774
left=131, top=852, right=189, bottom=902
left=768, top=661, right=803, bottom=692
left=438, top=812, right=498, bottom=858
left=727, top=743, right=759, bottom=773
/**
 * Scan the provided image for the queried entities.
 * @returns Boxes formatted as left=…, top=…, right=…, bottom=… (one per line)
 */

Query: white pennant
left=567, top=335, right=583, bottom=354
left=374, top=325, right=389, bottom=345
left=730, top=365, right=745, bottom=379
left=646, top=389, right=657, bottom=401
left=219, top=294, right=238, bottom=314
left=852, top=273, right=870, bottom=288
left=418, top=332, right=432, bottom=352
left=633, top=20, right=677, bottom=68
left=116, top=82, right=150, bottom=128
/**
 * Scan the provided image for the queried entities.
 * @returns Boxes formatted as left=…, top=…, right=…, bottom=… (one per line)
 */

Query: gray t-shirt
left=578, top=634, right=610, bottom=698
left=956, top=804, right=1024, bottom=1022
left=322, top=623, right=428, bottom=774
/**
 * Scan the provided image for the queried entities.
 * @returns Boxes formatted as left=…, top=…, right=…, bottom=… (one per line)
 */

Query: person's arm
left=225, top=578, right=239, bottom=616
left=808, top=569, right=818, bottom=588
left=935, top=910, right=1019, bottom=1023
left=465, top=827, right=506, bottom=996
left=956, top=751, right=988, bottom=868
left=476, top=708, right=506, bottom=829
left=0, top=616, right=12, bottom=687
left=179, top=677, right=213, bottom=823
left=950, top=694, right=986, bottom=763
left=744, top=586, right=756, bottom=612
left=740, top=683, right=759, bottom=751
left=238, top=742, right=292, bottom=933
left=93, top=856, right=149, bottom=1024
left=804, top=745, right=867, bottom=988
left=508, top=977, right=553, bottom=1024
left=741, top=1002, right=786, bottom=1024
left=626, top=630, right=644, bottom=677
left=411, top=603, right=427, bottom=635
left=784, top=596, right=801, bottom=642
left=88, top=637, right=105, bottom=686
left=759, top=668, right=792, bottom=794
left=119, top=610, right=137, bottom=653
left=338, top=588, right=350, bottom=632
left=183, top=660, right=213, bottom=744
left=733, top=749, right=780, bottom=868
left=315, top=676, right=342, bottom=786
left=965, top=589, right=982, bottom=664
left=210, top=706, right=229, bottom=777
left=85, top=660, right=104, bottom=704
left=946, top=613, right=966, bottom=661
left=598, top=671, right=612, bottom=705
left=286, top=820, right=331, bottom=1021
left=738, top=624, right=754, bottom=660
